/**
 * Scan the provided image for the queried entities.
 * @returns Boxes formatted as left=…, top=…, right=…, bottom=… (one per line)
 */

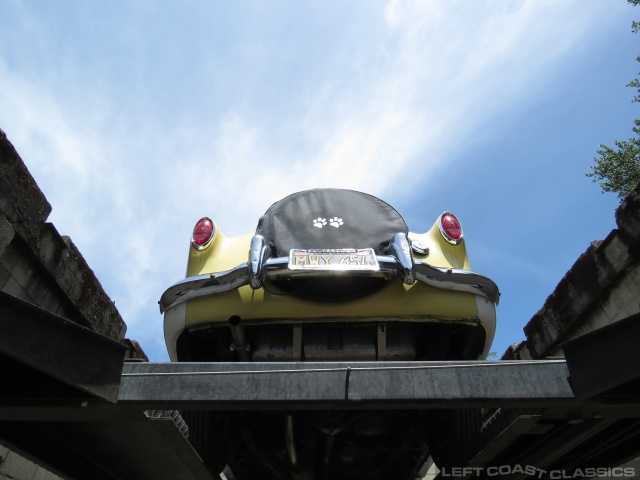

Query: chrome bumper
left=159, top=234, right=500, bottom=313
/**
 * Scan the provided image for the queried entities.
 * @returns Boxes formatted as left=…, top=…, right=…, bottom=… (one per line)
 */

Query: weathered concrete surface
left=504, top=181, right=640, bottom=359
left=497, top=184, right=640, bottom=479
left=0, top=443, right=62, bottom=480
left=1, top=128, right=149, bottom=479
left=0, top=128, right=130, bottom=343
left=0, top=131, right=51, bottom=242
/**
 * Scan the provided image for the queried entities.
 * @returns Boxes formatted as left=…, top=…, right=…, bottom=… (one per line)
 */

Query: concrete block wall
left=0, top=444, right=62, bottom=480
left=1, top=129, right=147, bottom=478
left=503, top=182, right=640, bottom=360
left=0, top=128, right=147, bottom=354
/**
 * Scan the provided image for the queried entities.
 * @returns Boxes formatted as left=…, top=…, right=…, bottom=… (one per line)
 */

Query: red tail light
left=439, top=212, right=463, bottom=244
left=192, top=217, right=215, bottom=249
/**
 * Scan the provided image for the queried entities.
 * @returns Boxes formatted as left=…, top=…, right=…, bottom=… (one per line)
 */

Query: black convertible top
left=256, top=189, right=408, bottom=257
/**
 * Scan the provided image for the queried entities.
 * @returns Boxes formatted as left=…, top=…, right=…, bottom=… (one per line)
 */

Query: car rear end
left=161, top=189, right=498, bottom=364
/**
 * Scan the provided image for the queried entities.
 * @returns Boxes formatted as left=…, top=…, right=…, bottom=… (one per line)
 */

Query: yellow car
left=161, top=188, right=498, bottom=363
left=159, top=189, right=499, bottom=479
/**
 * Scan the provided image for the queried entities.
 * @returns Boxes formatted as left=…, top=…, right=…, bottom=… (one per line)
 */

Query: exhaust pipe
left=285, top=416, right=316, bottom=479
left=229, top=315, right=250, bottom=361
left=285, top=415, right=299, bottom=469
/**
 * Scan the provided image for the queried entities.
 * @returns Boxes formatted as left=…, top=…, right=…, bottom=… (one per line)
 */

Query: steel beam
left=0, top=290, right=127, bottom=403
left=118, top=360, right=583, bottom=410
left=0, top=412, right=217, bottom=480
left=563, top=312, right=640, bottom=400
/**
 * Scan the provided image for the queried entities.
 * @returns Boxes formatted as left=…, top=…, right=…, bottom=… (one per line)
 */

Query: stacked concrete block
left=0, top=444, right=62, bottom=480
left=504, top=181, right=640, bottom=360
left=0, top=128, right=150, bottom=480
left=0, top=128, right=147, bottom=352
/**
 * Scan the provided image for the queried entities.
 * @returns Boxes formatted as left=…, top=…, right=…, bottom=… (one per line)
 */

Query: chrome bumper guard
left=159, top=234, right=500, bottom=313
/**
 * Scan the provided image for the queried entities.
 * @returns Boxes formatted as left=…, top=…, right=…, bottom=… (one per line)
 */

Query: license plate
left=289, top=248, right=379, bottom=271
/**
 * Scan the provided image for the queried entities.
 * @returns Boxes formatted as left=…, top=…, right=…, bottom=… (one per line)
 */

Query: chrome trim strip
left=159, top=264, right=250, bottom=313
left=159, top=255, right=500, bottom=313
left=413, top=262, right=500, bottom=305
left=388, top=232, right=415, bottom=285
left=248, top=234, right=269, bottom=289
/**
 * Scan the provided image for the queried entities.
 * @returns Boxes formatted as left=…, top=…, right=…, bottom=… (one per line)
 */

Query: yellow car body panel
left=185, top=282, right=480, bottom=327
left=182, top=218, right=481, bottom=328
left=187, top=218, right=469, bottom=280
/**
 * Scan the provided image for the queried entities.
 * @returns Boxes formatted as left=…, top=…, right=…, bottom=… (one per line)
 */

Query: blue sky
left=0, top=1, right=637, bottom=361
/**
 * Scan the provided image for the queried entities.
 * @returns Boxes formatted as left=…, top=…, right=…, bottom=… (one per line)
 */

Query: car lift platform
left=2, top=291, right=640, bottom=479
left=115, top=359, right=603, bottom=411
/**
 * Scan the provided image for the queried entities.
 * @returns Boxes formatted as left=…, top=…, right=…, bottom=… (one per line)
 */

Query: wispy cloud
left=0, top=0, right=627, bottom=359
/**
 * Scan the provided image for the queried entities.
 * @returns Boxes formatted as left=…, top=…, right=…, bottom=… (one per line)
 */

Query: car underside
left=177, top=319, right=488, bottom=363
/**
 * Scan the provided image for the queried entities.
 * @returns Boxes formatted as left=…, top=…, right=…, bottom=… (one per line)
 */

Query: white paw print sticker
left=330, top=217, right=344, bottom=228
left=313, top=217, right=327, bottom=228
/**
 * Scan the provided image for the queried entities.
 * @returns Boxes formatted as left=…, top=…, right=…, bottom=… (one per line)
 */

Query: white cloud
left=0, top=0, right=628, bottom=359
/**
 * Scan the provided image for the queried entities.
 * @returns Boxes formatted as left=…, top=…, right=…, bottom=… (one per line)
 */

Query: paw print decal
left=330, top=217, right=344, bottom=228
left=313, top=218, right=327, bottom=228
